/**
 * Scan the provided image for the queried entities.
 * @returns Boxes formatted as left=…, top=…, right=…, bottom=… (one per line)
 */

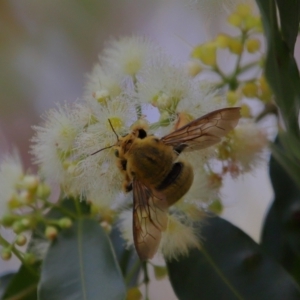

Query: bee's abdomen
left=156, top=161, right=194, bottom=206
left=156, top=162, right=183, bottom=190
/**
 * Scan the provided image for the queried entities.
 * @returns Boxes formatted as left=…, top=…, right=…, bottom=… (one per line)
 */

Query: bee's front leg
left=116, top=158, right=132, bottom=193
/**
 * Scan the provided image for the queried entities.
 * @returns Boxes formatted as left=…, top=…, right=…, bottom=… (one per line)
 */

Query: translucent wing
left=161, top=107, right=241, bottom=151
left=132, top=178, right=168, bottom=260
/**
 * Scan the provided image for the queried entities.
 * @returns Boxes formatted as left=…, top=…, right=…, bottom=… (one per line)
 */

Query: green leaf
left=110, top=223, right=141, bottom=288
left=167, top=217, right=300, bottom=300
left=1, top=265, right=39, bottom=300
left=0, top=273, right=15, bottom=299
left=255, top=0, right=300, bottom=137
left=275, top=0, right=300, bottom=53
left=262, top=153, right=300, bottom=284
left=38, top=218, right=126, bottom=300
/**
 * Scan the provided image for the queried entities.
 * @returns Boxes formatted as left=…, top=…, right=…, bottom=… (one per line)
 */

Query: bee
left=93, top=107, right=241, bottom=260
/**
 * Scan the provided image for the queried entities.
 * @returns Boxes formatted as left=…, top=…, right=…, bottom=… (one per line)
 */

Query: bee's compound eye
left=114, top=150, right=119, bottom=157
left=137, top=129, right=147, bottom=139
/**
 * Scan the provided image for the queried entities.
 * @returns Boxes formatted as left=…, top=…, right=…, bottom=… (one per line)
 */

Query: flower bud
left=228, top=13, right=242, bottom=27
left=8, top=193, right=22, bottom=209
left=21, top=175, right=39, bottom=192
left=36, top=183, right=51, bottom=200
left=13, top=221, right=25, bottom=234
left=215, top=34, right=230, bottom=48
left=45, top=226, right=58, bottom=240
left=16, top=235, right=27, bottom=246
left=1, top=214, right=16, bottom=227
left=1, top=248, right=12, bottom=260
left=58, top=217, right=73, bottom=229
left=23, top=253, right=36, bottom=265
left=226, top=91, right=239, bottom=106
left=236, top=4, right=252, bottom=17
left=242, top=82, right=258, bottom=98
left=191, top=43, right=217, bottom=67
left=246, top=39, right=261, bottom=53
left=240, top=104, right=252, bottom=118
left=208, top=199, right=223, bottom=214
left=228, top=39, right=243, bottom=55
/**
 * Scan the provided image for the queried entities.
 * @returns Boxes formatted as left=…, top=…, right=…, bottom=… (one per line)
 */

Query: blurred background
left=1, top=0, right=298, bottom=298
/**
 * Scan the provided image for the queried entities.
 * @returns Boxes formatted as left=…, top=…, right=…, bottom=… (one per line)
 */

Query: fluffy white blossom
left=101, top=36, right=159, bottom=77
left=30, top=34, right=268, bottom=260
left=31, top=104, right=86, bottom=192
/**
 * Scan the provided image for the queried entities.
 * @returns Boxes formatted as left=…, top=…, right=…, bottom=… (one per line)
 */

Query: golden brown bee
left=95, top=107, right=241, bottom=260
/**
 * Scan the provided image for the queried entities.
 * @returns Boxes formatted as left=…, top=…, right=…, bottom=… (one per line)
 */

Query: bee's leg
left=116, top=158, right=133, bottom=192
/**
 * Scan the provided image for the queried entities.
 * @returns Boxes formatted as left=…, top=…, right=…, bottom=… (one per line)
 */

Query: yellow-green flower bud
left=191, top=43, right=217, bottom=67
left=154, top=265, right=168, bottom=280
left=226, top=91, right=239, bottom=106
left=228, top=39, right=243, bottom=55
left=12, top=221, right=24, bottom=234
left=58, top=217, right=73, bottom=229
left=245, top=16, right=262, bottom=31
left=208, top=199, right=223, bottom=215
left=21, top=218, right=31, bottom=228
left=21, top=175, right=39, bottom=192
left=1, top=214, right=16, bottom=227
left=228, top=13, right=243, bottom=27
left=126, top=287, right=142, bottom=300
left=16, top=235, right=27, bottom=246
left=45, top=226, right=58, bottom=240
left=8, top=194, right=22, bottom=209
left=240, top=104, right=252, bottom=118
left=242, top=82, right=258, bottom=98
left=1, top=248, right=12, bottom=260
left=23, top=253, right=36, bottom=265
left=236, top=4, right=252, bottom=17
left=19, top=190, right=34, bottom=204
left=215, top=34, right=230, bottom=48
left=36, top=183, right=51, bottom=200
left=246, top=39, right=261, bottom=53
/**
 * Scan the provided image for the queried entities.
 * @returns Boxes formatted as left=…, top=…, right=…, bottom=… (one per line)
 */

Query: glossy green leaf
left=167, top=217, right=300, bottom=300
left=255, top=0, right=300, bottom=137
left=38, top=218, right=126, bottom=300
left=0, top=273, right=15, bottom=299
left=1, top=265, right=39, bottom=300
left=110, top=223, right=141, bottom=288
left=275, top=0, right=300, bottom=52
left=262, top=153, right=300, bottom=283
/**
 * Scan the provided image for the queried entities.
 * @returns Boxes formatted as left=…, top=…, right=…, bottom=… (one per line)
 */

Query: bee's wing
left=161, top=107, right=241, bottom=151
left=132, top=178, right=168, bottom=260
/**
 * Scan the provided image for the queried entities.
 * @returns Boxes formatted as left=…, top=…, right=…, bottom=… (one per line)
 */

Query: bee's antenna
left=90, top=119, right=119, bottom=156
left=108, top=119, right=119, bottom=142
left=91, top=145, right=114, bottom=156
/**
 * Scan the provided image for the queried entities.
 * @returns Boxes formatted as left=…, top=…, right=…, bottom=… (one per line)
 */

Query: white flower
left=101, top=36, right=159, bottom=77
left=74, top=96, right=136, bottom=205
left=84, top=63, right=123, bottom=102
left=230, top=122, right=268, bottom=172
left=176, top=82, right=227, bottom=120
left=137, top=59, right=191, bottom=113
left=160, top=214, right=200, bottom=261
left=31, top=104, right=86, bottom=190
left=0, top=152, right=24, bottom=218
